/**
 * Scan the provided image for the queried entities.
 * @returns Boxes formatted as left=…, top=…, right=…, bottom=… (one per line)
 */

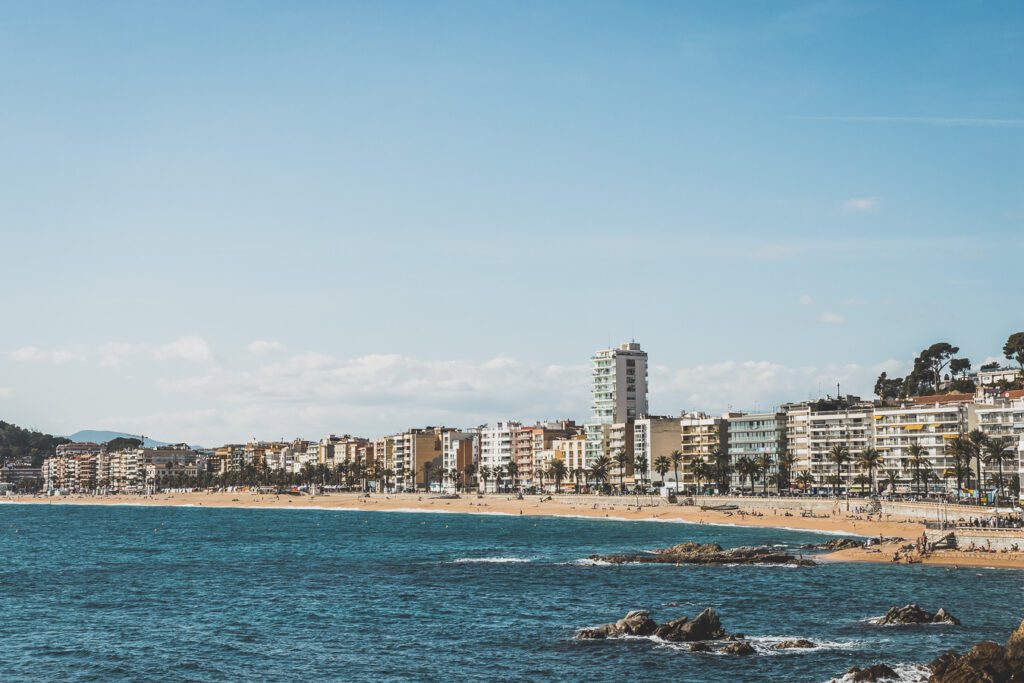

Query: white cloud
left=818, top=312, right=845, bottom=324
left=152, top=336, right=213, bottom=363
left=843, top=197, right=879, bottom=212
left=799, top=294, right=814, bottom=306
left=0, top=387, right=12, bottom=398
left=99, top=342, right=146, bottom=368
left=247, top=340, right=286, bottom=354
left=10, top=346, right=77, bottom=363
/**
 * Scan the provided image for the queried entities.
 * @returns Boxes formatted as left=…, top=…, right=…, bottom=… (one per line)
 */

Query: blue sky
left=1, top=1, right=1022, bottom=443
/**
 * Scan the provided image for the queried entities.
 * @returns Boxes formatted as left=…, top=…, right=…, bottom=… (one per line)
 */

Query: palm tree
left=906, top=444, right=930, bottom=496
left=856, top=447, right=882, bottom=495
left=633, top=455, right=648, bottom=491
left=506, top=461, right=519, bottom=493
left=853, top=473, right=871, bottom=495
left=380, top=467, right=395, bottom=493
left=882, top=468, right=899, bottom=494
left=756, top=453, right=773, bottom=495
left=613, top=449, right=630, bottom=493
left=735, top=456, right=757, bottom=494
left=571, top=466, right=585, bottom=493
left=590, top=455, right=612, bottom=493
left=549, top=459, right=568, bottom=493
left=693, top=460, right=707, bottom=494
left=776, top=451, right=796, bottom=492
left=653, top=456, right=670, bottom=488
left=691, top=456, right=706, bottom=493
left=945, top=435, right=970, bottom=495
left=711, top=445, right=732, bottom=494
left=795, top=470, right=814, bottom=492
left=968, top=429, right=988, bottom=503
left=463, top=462, right=477, bottom=494
left=492, top=465, right=505, bottom=493
left=827, top=444, right=850, bottom=497
left=984, top=437, right=1014, bottom=506
left=422, top=462, right=435, bottom=493
left=669, top=450, right=683, bottom=493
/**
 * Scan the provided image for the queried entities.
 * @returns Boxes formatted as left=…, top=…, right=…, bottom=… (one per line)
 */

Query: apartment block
left=727, top=412, right=786, bottom=492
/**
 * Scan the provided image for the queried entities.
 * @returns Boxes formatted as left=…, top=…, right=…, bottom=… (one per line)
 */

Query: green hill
left=0, top=421, right=70, bottom=467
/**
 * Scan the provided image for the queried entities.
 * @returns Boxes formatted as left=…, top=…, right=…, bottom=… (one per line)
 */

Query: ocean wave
left=593, top=633, right=863, bottom=656
left=451, top=557, right=533, bottom=564
left=825, top=663, right=930, bottom=682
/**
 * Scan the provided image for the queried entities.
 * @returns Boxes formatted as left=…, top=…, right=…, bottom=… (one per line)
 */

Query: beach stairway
left=926, top=530, right=958, bottom=550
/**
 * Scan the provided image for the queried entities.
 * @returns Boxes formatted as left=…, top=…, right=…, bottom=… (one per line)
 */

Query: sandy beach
left=7, top=491, right=1024, bottom=569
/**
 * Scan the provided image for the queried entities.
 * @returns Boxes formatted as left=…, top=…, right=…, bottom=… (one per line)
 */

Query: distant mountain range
left=66, top=430, right=171, bottom=448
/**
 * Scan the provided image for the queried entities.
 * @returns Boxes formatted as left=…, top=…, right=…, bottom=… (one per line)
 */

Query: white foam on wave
left=451, top=556, right=533, bottom=564
left=745, top=635, right=863, bottom=655
left=825, top=663, right=930, bottom=682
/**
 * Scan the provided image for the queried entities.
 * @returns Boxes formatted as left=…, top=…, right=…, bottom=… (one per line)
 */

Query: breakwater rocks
left=800, top=538, right=865, bottom=551
left=588, top=541, right=817, bottom=567
left=875, top=604, right=961, bottom=626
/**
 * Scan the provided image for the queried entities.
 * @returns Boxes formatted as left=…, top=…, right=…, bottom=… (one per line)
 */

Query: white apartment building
left=873, top=398, right=970, bottom=493
left=442, top=429, right=478, bottom=492
left=479, top=421, right=517, bottom=492
left=785, top=399, right=874, bottom=491
left=586, top=342, right=648, bottom=469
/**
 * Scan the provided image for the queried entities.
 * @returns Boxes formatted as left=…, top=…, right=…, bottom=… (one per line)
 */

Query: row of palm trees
left=807, top=431, right=1017, bottom=504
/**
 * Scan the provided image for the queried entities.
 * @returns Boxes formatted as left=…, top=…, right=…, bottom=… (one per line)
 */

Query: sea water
left=1, top=503, right=1021, bottom=682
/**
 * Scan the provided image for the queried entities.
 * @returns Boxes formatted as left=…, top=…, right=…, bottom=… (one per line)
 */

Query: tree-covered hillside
left=0, top=421, right=69, bottom=467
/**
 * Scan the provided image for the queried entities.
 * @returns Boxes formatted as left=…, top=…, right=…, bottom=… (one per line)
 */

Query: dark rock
left=1005, top=617, right=1024, bottom=663
left=929, top=641, right=1022, bottom=682
left=844, top=664, right=899, bottom=681
left=774, top=639, right=816, bottom=650
left=653, top=608, right=725, bottom=642
left=875, top=604, right=961, bottom=626
left=688, top=642, right=711, bottom=652
left=577, top=610, right=658, bottom=639
left=720, top=640, right=755, bottom=655
left=590, top=541, right=816, bottom=567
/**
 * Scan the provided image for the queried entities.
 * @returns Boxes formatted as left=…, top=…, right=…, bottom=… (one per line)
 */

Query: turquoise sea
left=1, top=503, right=1021, bottom=682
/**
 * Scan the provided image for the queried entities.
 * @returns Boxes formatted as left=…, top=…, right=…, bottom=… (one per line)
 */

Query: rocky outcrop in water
left=800, top=538, right=865, bottom=551
left=577, top=608, right=769, bottom=655
left=576, top=610, right=657, bottom=639
left=839, top=617, right=1024, bottom=682
left=774, top=639, right=816, bottom=650
left=875, top=604, right=961, bottom=626
left=589, top=542, right=816, bottom=567
left=843, top=664, right=899, bottom=681
left=929, top=617, right=1024, bottom=682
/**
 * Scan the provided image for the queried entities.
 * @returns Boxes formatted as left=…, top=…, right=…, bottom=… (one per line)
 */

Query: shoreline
left=6, top=491, right=1024, bottom=569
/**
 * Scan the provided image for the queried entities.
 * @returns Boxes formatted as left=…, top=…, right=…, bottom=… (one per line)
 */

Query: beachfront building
left=0, top=461, right=41, bottom=489
left=633, top=416, right=682, bottom=489
left=727, top=412, right=786, bottom=493
left=873, top=395, right=972, bottom=494
left=553, top=434, right=588, bottom=490
left=442, top=429, right=478, bottom=492
left=971, top=391, right=1024, bottom=498
left=784, top=397, right=874, bottom=493
left=391, top=428, right=444, bottom=492
left=678, top=412, right=728, bottom=492
left=586, top=342, right=648, bottom=469
left=479, top=421, right=518, bottom=492
left=608, top=421, right=635, bottom=490
left=511, top=420, right=579, bottom=490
